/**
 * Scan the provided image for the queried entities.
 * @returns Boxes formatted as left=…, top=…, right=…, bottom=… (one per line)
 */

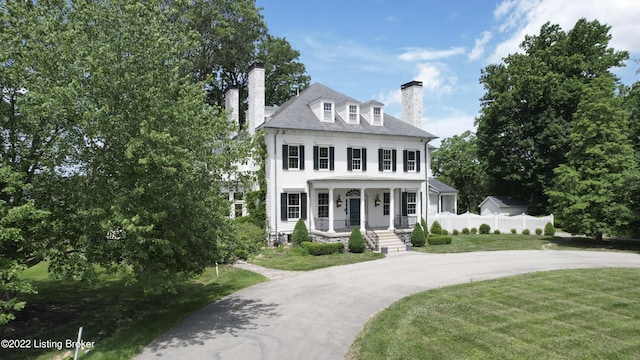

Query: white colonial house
left=226, top=64, right=457, bottom=247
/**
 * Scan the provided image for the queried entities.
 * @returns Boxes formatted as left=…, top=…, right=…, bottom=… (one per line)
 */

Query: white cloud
left=385, top=15, right=398, bottom=23
left=424, top=113, right=477, bottom=147
left=415, top=63, right=457, bottom=95
left=468, top=31, right=493, bottom=61
left=399, top=47, right=466, bottom=62
left=489, top=0, right=640, bottom=63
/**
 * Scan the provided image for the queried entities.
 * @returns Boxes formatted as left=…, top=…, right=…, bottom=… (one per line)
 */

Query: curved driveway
left=136, top=250, right=640, bottom=360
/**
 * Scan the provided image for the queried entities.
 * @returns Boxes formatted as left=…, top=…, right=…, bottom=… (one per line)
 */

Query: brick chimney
left=247, top=63, right=265, bottom=134
left=401, top=81, right=423, bottom=129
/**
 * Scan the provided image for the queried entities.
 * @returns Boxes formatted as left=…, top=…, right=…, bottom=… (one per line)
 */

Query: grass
left=347, top=268, right=640, bottom=360
left=0, top=263, right=266, bottom=360
left=251, top=246, right=385, bottom=271
left=413, top=233, right=640, bottom=254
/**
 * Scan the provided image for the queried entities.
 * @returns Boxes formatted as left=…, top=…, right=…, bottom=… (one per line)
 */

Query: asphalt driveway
left=136, top=250, right=640, bottom=360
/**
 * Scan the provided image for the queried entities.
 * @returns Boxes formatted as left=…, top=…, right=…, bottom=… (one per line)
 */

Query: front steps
left=372, top=230, right=406, bottom=253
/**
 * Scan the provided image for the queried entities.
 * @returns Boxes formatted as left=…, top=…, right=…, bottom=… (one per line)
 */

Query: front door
left=349, top=198, right=360, bottom=227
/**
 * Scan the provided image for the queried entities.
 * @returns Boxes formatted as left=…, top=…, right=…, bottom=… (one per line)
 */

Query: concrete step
left=368, top=230, right=406, bottom=253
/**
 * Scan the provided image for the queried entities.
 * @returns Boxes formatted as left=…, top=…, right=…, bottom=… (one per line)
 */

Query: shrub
left=235, top=249, right=249, bottom=260
left=421, top=217, right=429, bottom=234
left=494, top=230, right=501, bottom=234
left=544, top=222, right=556, bottom=236
left=510, top=228, right=517, bottom=234
left=522, top=228, right=531, bottom=235
left=453, top=229, right=459, bottom=235
left=535, top=228, right=543, bottom=235
left=462, top=227, right=470, bottom=235
left=430, top=221, right=443, bottom=235
left=348, top=227, right=366, bottom=253
left=292, top=218, right=309, bottom=245
left=428, top=235, right=453, bottom=245
left=442, top=229, right=449, bottom=235
left=301, top=241, right=345, bottom=256
left=411, top=223, right=426, bottom=247
left=470, top=227, right=478, bottom=234
left=479, top=223, right=491, bottom=234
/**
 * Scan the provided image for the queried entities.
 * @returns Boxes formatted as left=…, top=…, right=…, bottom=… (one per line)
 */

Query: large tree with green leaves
left=0, top=0, right=246, bottom=322
left=547, top=75, right=638, bottom=241
left=476, top=19, right=629, bottom=214
left=431, top=131, right=487, bottom=213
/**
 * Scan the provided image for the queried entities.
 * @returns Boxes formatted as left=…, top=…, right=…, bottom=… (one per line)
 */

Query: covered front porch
left=307, top=178, right=427, bottom=235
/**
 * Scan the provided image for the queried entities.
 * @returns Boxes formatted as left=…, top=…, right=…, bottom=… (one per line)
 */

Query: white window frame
left=318, top=193, right=329, bottom=218
left=318, top=146, right=329, bottom=170
left=407, top=192, right=417, bottom=215
left=407, top=150, right=416, bottom=172
left=383, top=192, right=390, bottom=216
left=382, top=149, right=392, bottom=171
left=323, top=102, right=333, bottom=122
left=348, top=104, right=358, bottom=123
left=287, top=193, right=301, bottom=219
left=373, top=107, right=382, bottom=125
left=352, top=148, right=362, bottom=171
left=288, top=145, right=300, bottom=169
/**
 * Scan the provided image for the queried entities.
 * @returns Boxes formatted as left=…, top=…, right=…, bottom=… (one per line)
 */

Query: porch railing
left=314, top=218, right=359, bottom=233
left=394, top=215, right=417, bottom=229
left=364, top=222, right=379, bottom=251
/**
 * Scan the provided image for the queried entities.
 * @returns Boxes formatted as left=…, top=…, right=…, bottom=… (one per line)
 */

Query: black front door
left=349, top=198, right=360, bottom=227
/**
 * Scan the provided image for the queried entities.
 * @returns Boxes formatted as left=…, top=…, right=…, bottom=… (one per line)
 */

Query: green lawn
left=413, top=234, right=640, bottom=253
left=347, top=268, right=640, bottom=360
left=0, top=263, right=265, bottom=360
left=251, top=246, right=385, bottom=271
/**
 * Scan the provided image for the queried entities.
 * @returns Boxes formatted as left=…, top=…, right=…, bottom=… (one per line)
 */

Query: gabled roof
left=429, top=177, right=458, bottom=194
left=259, top=83, right=436, bottom=140
left=478, top=196, right=528, bottom=208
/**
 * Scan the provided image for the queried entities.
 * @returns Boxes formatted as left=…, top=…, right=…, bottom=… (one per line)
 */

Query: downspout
left=273, top=130, right=280, bottom=241
left=424, top=140, right=430, bottom=222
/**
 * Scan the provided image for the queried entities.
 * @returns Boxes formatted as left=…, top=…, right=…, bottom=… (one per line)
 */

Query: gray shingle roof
left=259, top=83, right=437, bottom=140
left=429, top=177, right=458, bottom=193
left=482, top=196, right=528, bottom=208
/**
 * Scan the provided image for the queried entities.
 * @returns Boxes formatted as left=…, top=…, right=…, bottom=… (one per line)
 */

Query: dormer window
left=323, top=102, right=333, bottom=121
left=373, top=107, right=382, bottom=125
left=349, top=105, right=358, bottom=123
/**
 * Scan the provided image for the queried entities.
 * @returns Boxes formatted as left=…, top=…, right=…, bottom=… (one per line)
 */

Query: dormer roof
left=259, top=83, right=436, bottom=140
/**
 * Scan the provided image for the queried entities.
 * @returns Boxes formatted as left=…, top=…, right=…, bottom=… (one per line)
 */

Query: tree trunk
left=595, top=233, right=603, bottom=241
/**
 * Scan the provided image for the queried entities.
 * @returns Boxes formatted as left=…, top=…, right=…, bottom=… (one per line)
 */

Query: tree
left=410, top=223, right=426, bottom=247
left=292, top=218, right=309, bottom=246
left=476, top=19, right=629, bottom=214
left=431, top=131, right=487, bottom=213
left=348, top=227, right=365, bottom=253
left=547, top=75, right=638, bottom=241
left=258, top=35, right=311, bottom=106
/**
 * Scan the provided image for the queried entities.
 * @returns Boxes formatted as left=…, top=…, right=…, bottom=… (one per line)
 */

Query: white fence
left=428, top=212, right=554, bottom=234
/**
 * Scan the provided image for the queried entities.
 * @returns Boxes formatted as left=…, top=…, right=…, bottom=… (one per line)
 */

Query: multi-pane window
left=323, top=102, right=333, bottom=121
left=318, top=193, right=329, bottom=218
left=319, top=147, right=329, bottom=169
left=373, top=107, right=382, bottom=124
left=407, top=192, right=417, bottom=215
left=407, top=150, right=416, bottom=172
left=234, top=203, right=243, bottom=217
left=349, top=105, right=358, bottom=122
left=352, top=148, right=362, bottom=170
left=383, top=192, right=390, bottom=216
left=288, top=145, right=299, bottom=169
left=288, top=193, right=300, bottom=219
left=382, top=149, right=392, bottom=171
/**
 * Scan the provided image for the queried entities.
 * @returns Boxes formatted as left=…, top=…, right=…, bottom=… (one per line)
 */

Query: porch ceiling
left=308, top=176, right=425, bottom=189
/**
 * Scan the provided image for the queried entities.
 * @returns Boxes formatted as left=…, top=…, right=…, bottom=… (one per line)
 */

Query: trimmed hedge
left=421, top=217, right=428, bottom=234
left=479, top=223, right=491, bottom=234
left=544, top=222, right=556, bottom=236
left=348, top=227, right=366, bottom=253
left=462, top=227, right=470, bottom=235
left=470, top=227, right=478, bottom=234
left=411, top=223, right=426, bottom=247
left=453, top=229, right=459, bottom=235
left=292, top=218, right=309, bottom=245
left=428, top=235, right=453, bottom=245
left=301, top=241, right=345, bottom=256
left=430, top=221, right=443, bottom=235
left=522, top=228, right=531, bottom=235
left=535, top=228, right=543, bottom=235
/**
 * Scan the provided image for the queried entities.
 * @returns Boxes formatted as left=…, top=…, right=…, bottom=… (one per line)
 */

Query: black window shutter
left=329, top=147, right=335, bottom=170
left=301, top=192, right=307, bottom=220
left=313, top=146, right=319, bottom=170
left=378, top=149, right=383, bottom=171
left=403, top=150, right=408, bottom=172
left=392, top=149, right=397, bottom=172
left=401, top=192, right=408, bottom=216
left=299, top=145, right=305, bottom=170
left=416, top=150, right=421, bottom=172
left=282, top=145, right=289, bottom=170
left=347, top=147, right=353, bottom=171
left=281, top=193, right=288, bottom=220
left=362, top=148, right=367, bottom=171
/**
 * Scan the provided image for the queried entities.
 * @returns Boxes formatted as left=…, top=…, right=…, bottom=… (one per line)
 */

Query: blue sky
left=255, top=0, right=640, bottom=145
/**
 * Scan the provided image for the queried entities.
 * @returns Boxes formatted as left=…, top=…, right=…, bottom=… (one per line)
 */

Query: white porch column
left=360, top=187, right=366, bottom=230
left=388, top=188, right=396, bottom=231
left=328, top=187, right=335, bottom=233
